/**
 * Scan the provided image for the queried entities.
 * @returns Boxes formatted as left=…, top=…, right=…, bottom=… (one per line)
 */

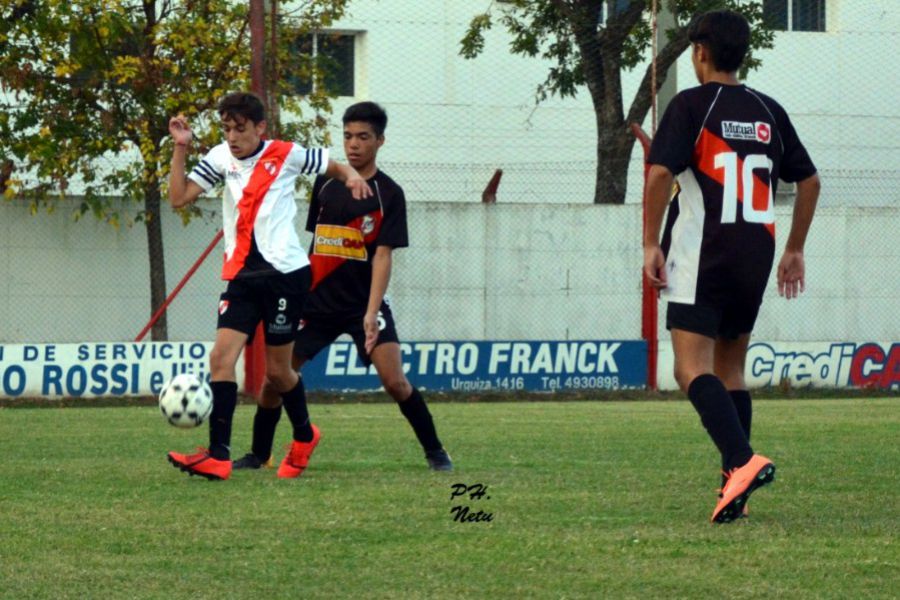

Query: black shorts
left=294, top=300, right=400, bottom=366
left=217, top=267, right=311, bottom=346
left=666, top=300, right=761, bottom=340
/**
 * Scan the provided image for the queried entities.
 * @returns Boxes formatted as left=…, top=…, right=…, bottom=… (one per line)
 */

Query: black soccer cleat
left=425, top=448, right=454, bottom=472
left=232, top=452, right=273, bottom=470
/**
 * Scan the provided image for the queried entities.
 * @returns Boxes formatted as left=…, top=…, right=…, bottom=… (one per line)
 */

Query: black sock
left=281, top=378, right=313, bottom=442
left=251, top=404, right=282, bottom=461
left=398, top=387, right=442, bottom=453
left=721, top=390, right=753, bottom=477
left=208, top=381, right=238, bottom=460
left=729, top=389, right=752, bottom=440
left=687, top=374, right=753, bottom=472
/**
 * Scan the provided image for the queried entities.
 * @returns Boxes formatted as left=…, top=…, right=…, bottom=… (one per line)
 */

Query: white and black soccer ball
left=158, top=373, right=213, bottom=428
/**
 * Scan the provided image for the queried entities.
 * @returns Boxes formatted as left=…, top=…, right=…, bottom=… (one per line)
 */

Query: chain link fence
left=1, top=0, right=897, bottom=346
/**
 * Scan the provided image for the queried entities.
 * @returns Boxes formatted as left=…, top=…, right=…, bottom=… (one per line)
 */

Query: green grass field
left=0, top=398, right=897, bottom=599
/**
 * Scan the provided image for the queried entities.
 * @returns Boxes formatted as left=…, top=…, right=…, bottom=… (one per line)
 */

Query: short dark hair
left=342, top=101, right=388, bottom=137
left=217, top=92, right=266, bottom=124
left=688, top=10, right=750, bottom=73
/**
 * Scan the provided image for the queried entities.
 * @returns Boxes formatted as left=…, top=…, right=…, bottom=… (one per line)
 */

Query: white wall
left=1, top=198, right=896, bottom=345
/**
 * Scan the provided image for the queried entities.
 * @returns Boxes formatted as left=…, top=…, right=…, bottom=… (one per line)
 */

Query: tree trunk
left=595, top=119, right=635, bottom=204
left=144, top=179, right=168, bottom=341
left=592, top=39, right=631, bottom=204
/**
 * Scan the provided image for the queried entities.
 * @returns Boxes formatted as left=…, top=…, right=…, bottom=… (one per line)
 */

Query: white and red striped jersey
left=188, top=140, right=328, bottom=280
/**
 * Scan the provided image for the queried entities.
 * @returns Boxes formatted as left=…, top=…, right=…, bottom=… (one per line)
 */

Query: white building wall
left=313, top=0, right=899, bottom=206
left=1, top=198, right=896, bottom=345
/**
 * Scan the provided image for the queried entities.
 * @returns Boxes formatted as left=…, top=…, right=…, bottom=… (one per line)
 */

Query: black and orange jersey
left=648, top=83, right=816, bottom=306
left=303, top=170, right=408, bottom=315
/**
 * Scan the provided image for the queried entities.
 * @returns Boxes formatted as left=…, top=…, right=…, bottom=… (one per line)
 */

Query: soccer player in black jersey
left=643, top=10, right=820, bottom=522
left=234, top=101, right=453, bottom=473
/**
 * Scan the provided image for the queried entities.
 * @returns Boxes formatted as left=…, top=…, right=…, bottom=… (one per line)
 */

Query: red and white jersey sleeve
left=189, top=141, right=329, bottom=279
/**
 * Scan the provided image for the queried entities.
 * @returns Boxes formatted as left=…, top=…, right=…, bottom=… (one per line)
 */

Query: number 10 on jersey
left=714, top=152, right=775, bottom=225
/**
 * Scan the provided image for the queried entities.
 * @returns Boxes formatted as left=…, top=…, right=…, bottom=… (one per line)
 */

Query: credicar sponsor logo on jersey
left=755, top=121, right=771, bottom=144
left=314, top=224, right=368, bottom=260
left=361, top=215, right=375, bottom=235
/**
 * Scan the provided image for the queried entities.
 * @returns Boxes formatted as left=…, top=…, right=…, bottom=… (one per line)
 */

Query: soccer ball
left=159, top=373, right=213, bottom=428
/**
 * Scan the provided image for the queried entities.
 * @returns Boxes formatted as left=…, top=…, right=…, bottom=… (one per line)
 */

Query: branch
left=625, top=24, right=690, bottom=126
left=601, top=0, right=646, bottom=47
left=553, top=0, right=604, bottom=96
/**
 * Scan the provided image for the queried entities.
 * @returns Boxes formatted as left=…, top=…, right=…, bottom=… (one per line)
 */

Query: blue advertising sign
left=302, top=340, right=647, bottom=392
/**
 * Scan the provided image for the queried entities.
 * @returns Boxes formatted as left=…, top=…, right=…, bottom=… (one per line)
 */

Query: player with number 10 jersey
left=650, top=81, right=816, bottom=334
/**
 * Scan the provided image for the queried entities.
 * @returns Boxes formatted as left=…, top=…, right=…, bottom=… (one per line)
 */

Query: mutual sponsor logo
left=755, top=121, right=771, bottom=143
left=218, top=300, right=229, bottom=315
left=275, top=314, right=287, bottom=326
left=721, top=120, right=770, bottom=144
left=313, top=224, right=368, bottom=260
left=268, top=322, right=292, bottom=334
left=361, top=215, right=375, bottom=235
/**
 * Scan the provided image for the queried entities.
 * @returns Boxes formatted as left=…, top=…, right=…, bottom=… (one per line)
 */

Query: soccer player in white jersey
left=165, top=92, right=372, bottom=480
left=643, top=11, right=820, bottom=522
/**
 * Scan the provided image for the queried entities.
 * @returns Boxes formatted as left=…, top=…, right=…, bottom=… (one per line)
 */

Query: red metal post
left=245, top=0, right=269, bottom=397
left=630, top=123, right=658, bottom=390
left=135, top=230, right=224, bottom=342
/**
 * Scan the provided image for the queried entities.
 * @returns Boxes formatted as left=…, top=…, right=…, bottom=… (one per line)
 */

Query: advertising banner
left=301, top=340, right=647, bottom=392
left=657, top=341, right=899, bottom=390
left=0, top=342, right=220, bottom=398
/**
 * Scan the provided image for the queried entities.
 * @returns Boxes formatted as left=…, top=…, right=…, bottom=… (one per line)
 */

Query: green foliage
left=461, top=0, right=774, bottom=102
left=0, top=400, right=896, bottom=598
left=0, top=0, right=348, bottom=225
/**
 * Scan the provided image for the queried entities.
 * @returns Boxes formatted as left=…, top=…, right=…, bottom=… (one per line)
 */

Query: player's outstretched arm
left=777, top=173, right=821, bottom=299
left=364, top=245, right=393, bottom=354
left=324, top=159, right=373, bottom=199
left=643, top=164, right=675, bottom=289
left=168, top=115, right=204, bottom=209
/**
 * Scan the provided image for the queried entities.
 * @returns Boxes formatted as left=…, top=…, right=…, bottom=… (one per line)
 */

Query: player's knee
left=265, top=364, right=296, bottom=393
left=673, top=367, right=694, bottom=394
left=208, top=346, right=235, bottom=376
left=382, top=376, right=411, bottom=401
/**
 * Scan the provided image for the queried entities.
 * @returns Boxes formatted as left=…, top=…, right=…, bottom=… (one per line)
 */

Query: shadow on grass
left=1, top=385, right=895, bottom=408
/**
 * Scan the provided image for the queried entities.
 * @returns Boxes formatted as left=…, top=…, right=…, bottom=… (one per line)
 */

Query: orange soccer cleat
left=167, top=448, right=232, bottom=481
left=277, top=425, right=321, bottom=479
left=712, top=454, right=775, bottom=523
left=718, top=471, right=749, bottom=518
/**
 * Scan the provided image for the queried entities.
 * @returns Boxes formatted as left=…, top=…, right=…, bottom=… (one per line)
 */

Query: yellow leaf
left=40, top=126, right=51, bottom=136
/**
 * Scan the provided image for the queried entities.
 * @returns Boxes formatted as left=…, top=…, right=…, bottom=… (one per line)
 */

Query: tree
left=460, top=0, right=774, bottom=204
left=0, top=0, right=348, bottom=340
